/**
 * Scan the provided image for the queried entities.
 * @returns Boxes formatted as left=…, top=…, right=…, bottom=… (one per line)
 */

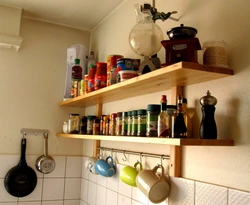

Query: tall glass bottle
left=182, top=98, right=192, bottom=138
left=172, top=95, right=187, bottom=138
left=87, top=51, right=96, bottom=75
left=157, top=95, right=169, bottom=137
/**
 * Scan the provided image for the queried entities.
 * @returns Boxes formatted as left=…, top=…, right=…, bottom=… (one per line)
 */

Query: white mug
left=85, top=155, right=101, bottom=175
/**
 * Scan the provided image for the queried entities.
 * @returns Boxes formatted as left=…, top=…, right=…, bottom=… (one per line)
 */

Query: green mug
left=120, top=161, right=143, bottom=187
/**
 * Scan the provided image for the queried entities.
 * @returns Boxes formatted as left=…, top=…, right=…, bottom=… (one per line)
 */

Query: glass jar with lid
left=137, top=109, right=147, bottom=137
left=87, top=115, right=96, bottom=135
left=68, top=114, right=80, bottom=134
left=146, top=104, right=161, bottom=137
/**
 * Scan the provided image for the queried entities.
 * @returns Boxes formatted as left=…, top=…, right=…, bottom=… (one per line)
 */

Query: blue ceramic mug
left=94, top=156, right=115, bottom=177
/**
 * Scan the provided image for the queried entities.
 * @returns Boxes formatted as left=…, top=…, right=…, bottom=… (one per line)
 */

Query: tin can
left=107, top=55, right=123, bottom=86
left=84, top=75, right=89, bottom=94
left=95, top=62, right=107, bottom=90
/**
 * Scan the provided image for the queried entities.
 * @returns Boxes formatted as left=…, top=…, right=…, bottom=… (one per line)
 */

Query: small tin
left=117, top=58, right=134, bottom=73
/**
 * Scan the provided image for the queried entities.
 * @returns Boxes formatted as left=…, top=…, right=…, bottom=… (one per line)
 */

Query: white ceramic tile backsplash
left=195, top=181, right=228, bottom=205
left=1, top=155, right=250, bottom=205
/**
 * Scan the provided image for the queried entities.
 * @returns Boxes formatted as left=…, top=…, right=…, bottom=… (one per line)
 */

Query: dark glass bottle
left=200, top=90, right=217, bottom=139
left=172, top=95, right=187, bottom=138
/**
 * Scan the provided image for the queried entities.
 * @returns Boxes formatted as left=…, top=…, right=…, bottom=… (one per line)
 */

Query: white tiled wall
left=1, top=155, right=250, bottom=205
left=0, top=155, right=82, bottom=205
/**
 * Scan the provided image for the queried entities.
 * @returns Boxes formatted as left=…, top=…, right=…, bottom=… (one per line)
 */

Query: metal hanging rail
left=97, top=146, right=170, bottom=161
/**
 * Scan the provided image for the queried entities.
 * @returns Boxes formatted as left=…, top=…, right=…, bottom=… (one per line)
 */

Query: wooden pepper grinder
left=199, top=90, right=217, bottom=139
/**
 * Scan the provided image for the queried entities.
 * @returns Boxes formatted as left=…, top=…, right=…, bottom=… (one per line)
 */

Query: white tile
left=118, top=194, right=132, bottom=205
left=149, top=199, right=168, bottom=205
left=64, top=199, right=80, bottom=205
left=42, top=201, right=63, bottom=205
left=26, top=155, right=44, bottom=178
left=0, top=155, right=19, bottom=178
left=18, top=202, right=41, bottom=205
left=106, top=189, right=118, bottom=205
left=81, top=179, right=88, bottom=202
left=80, top=200, right=88, bottom=205
left=118, top=176, right=132, bottom=198
left=195, top=181, right=227, bottom=205
left=66, top=156, right=82, bottom=177
left=229, top=189, right=250, bottom=205
left=64, top=178, right=81, bottom=199
left=82, top=157, right=89, bottom=180
left=0, top=179, right=18, bottom=202
left=96, top=185, right=107, bottom=205
left=89, top=171, right=98, bottom=183
left=97, top=174, right=107, bottom=187
left=87, top=181, right=97, bottom=205
left=168, top=177, right=194, bottom=205
left=0, top=202, right=17, bottom=205
left=19, top=179, right=42, bottom=201
left=42, top=178, right=64, bottom=200
left=44, top=156, right=66, bottom=178
left=131, top=200, right=147, bottom=205
left=107, top=164, right=119, bottom=192
left=132, top=187, right=148, bottom=205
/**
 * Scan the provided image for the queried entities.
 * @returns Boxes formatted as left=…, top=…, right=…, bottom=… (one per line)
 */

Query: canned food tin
left=117, top=58, right=134, bottom=73
left=95, top=62, right=107, bottom=90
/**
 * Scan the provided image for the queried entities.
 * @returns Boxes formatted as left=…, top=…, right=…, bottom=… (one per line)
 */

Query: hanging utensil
left=36, top=132, right=55, bottom=174
left=4, top=137, right=37, bottom=197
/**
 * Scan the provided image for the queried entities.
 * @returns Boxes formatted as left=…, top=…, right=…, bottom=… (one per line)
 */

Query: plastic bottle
left=87, top=51, right=96, bottom=74
left=157, top=95, right=169, bottom=137
left=71, top=58, right=82, bottom=97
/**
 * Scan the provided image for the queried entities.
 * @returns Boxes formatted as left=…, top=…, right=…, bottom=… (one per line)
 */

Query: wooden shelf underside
left=57, top=133, right=234, bottom=146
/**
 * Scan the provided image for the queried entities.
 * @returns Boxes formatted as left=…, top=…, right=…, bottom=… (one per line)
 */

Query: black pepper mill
left=199, top=90, right=217, bottom=139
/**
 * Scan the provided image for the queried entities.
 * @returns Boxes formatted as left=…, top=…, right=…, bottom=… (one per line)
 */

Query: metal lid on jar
left=200, top=90, right=217, bottom=106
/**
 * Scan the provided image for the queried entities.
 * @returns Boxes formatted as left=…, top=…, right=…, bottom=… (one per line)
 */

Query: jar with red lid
left=95, top=62, right=107, bottom=90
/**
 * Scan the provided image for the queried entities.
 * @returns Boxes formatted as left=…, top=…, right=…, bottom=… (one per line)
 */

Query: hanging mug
left=85, top=155, right=102, bottom=175
left=94, top=156, right=115, bottom=177
left=120, top=161, right=143, bottom=187
left=136, top=164, right=170, bottom=204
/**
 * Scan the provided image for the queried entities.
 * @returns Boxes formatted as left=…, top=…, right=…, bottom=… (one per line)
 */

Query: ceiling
left=0, top=0, right=125, bottom=31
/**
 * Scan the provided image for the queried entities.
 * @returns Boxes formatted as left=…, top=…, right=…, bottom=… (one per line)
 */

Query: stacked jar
left=146, top=104, right=161, bottom=137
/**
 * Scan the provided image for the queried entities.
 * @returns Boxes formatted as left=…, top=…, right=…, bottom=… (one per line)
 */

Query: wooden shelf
left=56, top=133, right=234, bottom=146
left=58, top=62, right=233, bottom=107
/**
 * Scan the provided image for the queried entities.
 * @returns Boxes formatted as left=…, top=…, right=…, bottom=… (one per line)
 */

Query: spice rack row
left=57, top=61, right=234, bottom=177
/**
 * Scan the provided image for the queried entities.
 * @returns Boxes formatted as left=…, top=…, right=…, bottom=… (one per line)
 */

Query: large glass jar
left=68, top=114, right=80, bottom=134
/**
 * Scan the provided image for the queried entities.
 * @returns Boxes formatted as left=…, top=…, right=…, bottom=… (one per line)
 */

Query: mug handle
left=152, top=164, right=165, bottom=180
left=106, top=156, right=114, bottom=165
left=134, top=161, right=143, bottom=171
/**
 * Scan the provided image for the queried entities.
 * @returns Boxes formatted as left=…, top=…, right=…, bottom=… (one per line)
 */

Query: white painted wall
left=0, top=17, right=89, bottom=156
left=89, top=0, right=250, bottom=192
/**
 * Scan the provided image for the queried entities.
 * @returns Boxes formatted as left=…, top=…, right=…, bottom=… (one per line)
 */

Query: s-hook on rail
left=97, top=146, right=170, bottom=162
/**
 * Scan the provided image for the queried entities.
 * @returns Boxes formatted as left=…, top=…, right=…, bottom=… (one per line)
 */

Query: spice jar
left=121, top=111, right=128, bottom=136
left=80, top=116, right=87, bottom=134
left=109, top=113, right=117, bottom=135
left=116, top=112, right=122, bottom=136
left=93, top=118, right=100, bottom=135
left=146, top=104, right=161, bottom=137
left=131, top=110, right=138, bottom=136
left=127, top=111, right=132, bottom=136
left=87, top=115, right=96, bottom=135
left=68, top=114, right=80, bottom=134
left=137, top=109, right=147, bottom=137
left=100, top=115, right=106, bottom=135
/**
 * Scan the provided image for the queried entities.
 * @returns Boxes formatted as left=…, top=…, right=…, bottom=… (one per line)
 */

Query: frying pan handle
left=18, top=138, right=28, bottom=167
left=44, top=133, right=48, bottom=156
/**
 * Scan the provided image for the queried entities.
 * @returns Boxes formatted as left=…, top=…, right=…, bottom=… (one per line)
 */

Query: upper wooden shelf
left=56, top=133, right=234, bottom=146
left=58, top=62, right=233, bottom=107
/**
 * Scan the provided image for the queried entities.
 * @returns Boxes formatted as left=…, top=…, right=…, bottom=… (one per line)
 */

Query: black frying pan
left=4, top=138, right=37, bottom=197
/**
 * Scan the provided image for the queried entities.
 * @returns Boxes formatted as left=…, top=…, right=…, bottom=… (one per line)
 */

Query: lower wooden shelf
left=56, top=133, right=234, bottom=146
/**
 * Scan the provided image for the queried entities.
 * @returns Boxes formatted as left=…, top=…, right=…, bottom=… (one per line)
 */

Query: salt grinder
left=199, top=90, right=217, bottom=139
